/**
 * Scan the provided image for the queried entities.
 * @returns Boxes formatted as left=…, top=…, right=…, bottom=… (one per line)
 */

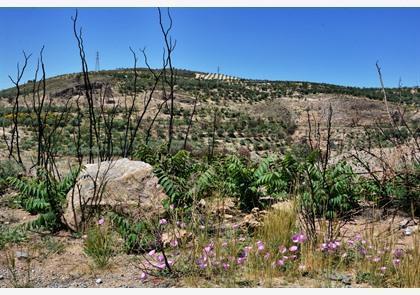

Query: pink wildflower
left=222, top=263, right=230, bottom=270
left=372, top=257, right=381, bottom=263
left=243, top=246, right=253, bottom=256
left=292, top=233, right=307, bottom=244
left=140, top=272, right=147, bottom=281
left=392, top=259, right=401, bottom=267
left=256, top=240, right=265, bottom=252
left=159, top=219, right=167, bottom=225
left=264, top=252, right=270, bottom=260
left=148, top=249, right=156, bottom=256
left=98, top=218, right=105, bottom=225
left=380, top=266, right=387, bottom=272
left=394, top=248, right=404, bottom=258
left=277, top=259, right=285, bottom=266
left=289, top=245, right=298, bottom=252
left=328, top=241, right=337, bottom=250
left=176, top=221, right=186, bottom=228
left=170, top=239, right=178, bottom=247
left=237, top=257, right=246, bottom=265
left=279, top=245, right=287, bottom=254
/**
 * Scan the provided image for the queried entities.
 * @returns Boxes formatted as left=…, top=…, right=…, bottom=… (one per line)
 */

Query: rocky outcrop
left=63, top=158, right=167, bottom=231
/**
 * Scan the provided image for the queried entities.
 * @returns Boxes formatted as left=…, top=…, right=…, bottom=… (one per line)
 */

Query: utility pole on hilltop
left=95, top=51, right=100, bottom=72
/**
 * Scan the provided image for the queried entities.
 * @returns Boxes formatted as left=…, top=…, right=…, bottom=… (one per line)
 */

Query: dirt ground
left=0, top=196, right=417, bottom=288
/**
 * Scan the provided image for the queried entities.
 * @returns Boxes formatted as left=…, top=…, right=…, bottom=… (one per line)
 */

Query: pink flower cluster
left=321, top=240, right=341, bottom=252
left=146, top=249, right=175, bottom=271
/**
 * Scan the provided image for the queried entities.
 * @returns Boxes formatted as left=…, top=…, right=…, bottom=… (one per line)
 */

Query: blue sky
left=0, top=8, right=419, bottom=89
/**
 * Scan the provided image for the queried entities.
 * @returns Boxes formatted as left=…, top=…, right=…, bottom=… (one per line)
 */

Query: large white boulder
left=63, top=158, right=167, bottom=231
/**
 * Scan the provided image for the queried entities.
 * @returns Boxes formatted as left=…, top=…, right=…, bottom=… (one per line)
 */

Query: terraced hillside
left=0, top=68, right=418, bottom=160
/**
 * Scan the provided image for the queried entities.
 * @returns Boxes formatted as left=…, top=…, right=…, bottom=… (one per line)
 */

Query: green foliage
left=221, top=154, right=288, bottom=211
left=0, top=159, right=23, bottom=193
left=357, top=163, right=419, bottom=216
left=0, top=225, right=27, bottom=250
left=108, top=212, right=155, bottom=253
left=83, top=224, right=114, bottom=268
left=299, top=159, right=361, bottom=220
left=7, top=167, right=80, bottom=232
left=391, top=163, right=420, bottom=216
left=152, top=149, right=220, bottom=210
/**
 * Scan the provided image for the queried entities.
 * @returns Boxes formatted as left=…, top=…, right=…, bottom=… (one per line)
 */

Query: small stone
left=96, top=278, right=102, bottom=284
left=404, top=227, right=413, bottom=236
left=342, top=275, right=352, bottom=285
left=0, top=274, right=4, bottom=280
left=15, top=251, right=29, bottom=259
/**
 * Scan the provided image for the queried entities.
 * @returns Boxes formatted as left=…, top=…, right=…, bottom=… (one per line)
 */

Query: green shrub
left=109, top=212, right=156, bottom=254
left=299, top=159, right=361, bottom=221
left=0, top=159, right=23, bottom=193
left=7, top=167, right=80, bottom=232
left=83, top=222, right=114, bottom=268
left=0, top=225, right=27, bottom=250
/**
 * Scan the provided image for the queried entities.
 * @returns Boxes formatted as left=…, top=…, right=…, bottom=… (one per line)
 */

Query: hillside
left=0, top=68, right=418, bottom=160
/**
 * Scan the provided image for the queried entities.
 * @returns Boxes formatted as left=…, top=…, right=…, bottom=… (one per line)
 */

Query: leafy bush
left=7, top=167, right=80, bottom=232
left=0, top=159, right=23, bottom=193
left=299, top=160, right=361, bottom=221
left=391, top=163, right=420, bottom=216
left=221, top=155, right=286, bottom=211
left=109, top=212, right=156, bottom=254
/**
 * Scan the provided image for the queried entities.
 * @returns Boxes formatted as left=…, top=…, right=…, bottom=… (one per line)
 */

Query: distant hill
left=0, top=68, right=418, bottom=156
left=0, top=68, right=419, bottom=106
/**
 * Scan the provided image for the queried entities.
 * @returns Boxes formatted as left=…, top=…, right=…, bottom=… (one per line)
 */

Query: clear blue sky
left=1, top=8, right=420, bottom=90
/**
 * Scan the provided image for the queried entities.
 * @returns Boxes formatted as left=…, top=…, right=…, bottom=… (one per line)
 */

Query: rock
left=404, top=225, right=418, bottom=236
left=0, top=274, right=4, bottom=280
left=15, top=251, right=29, bottom=260
left=95, top=278, right=102, bottom=284
left=328, top=273, right=352, bottom=285
left=404, top=227, right=413, bottom=236
left=342, top=275, right=352, bottom=285
left=63, top=158, right=168, bottom=231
